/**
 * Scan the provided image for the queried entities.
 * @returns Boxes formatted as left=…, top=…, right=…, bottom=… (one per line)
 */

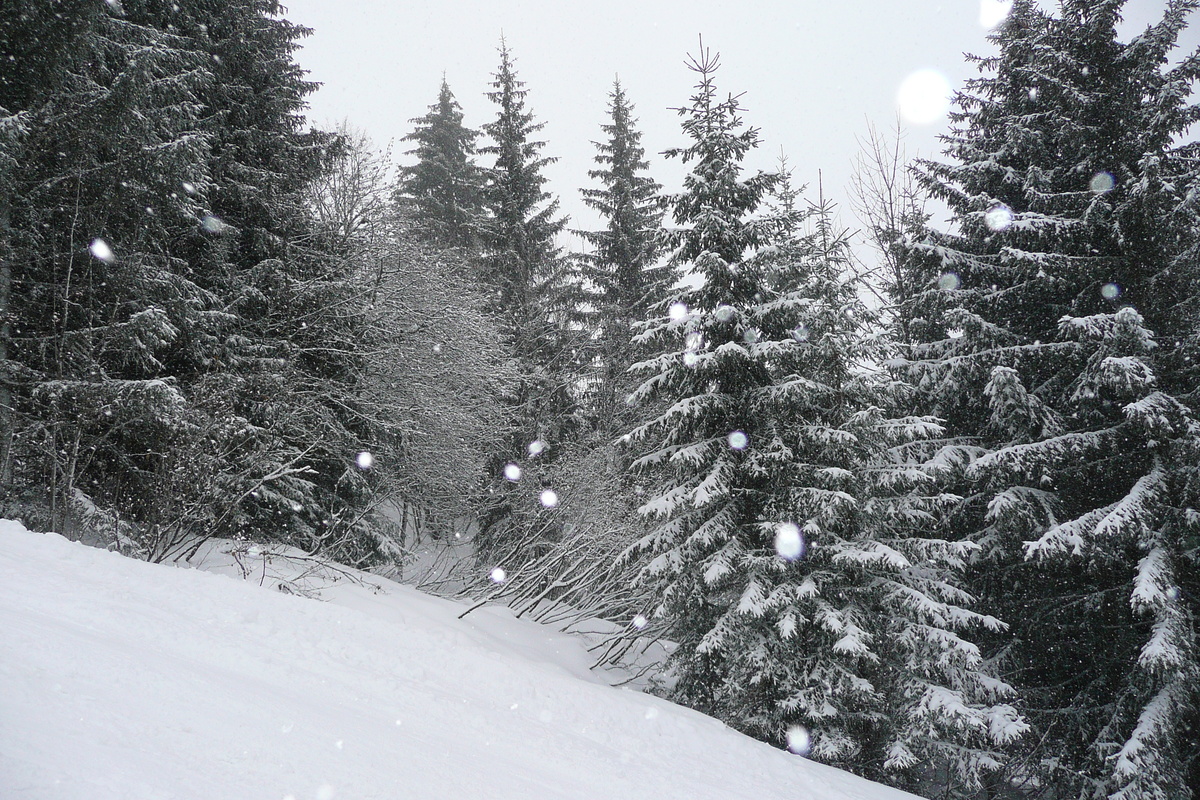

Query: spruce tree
left=475, top=41, right=580, bottom=550
left=0, top=1, right=217, bottom=543
left=624, top=48, right=1023, bottom=791
left=577, top=79, right=666, bottom=432
left=905, top=1, right=1200, bottom=795
left=398, top=78, right=485, bottom=248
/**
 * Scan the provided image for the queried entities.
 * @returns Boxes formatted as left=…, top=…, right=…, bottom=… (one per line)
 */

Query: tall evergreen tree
left=623, top=48, right=1022, bottom=792
left=475, top=41, right=580, bottom=549
left=577, top=79, right=666, bottom=432
left=398, top=78, right=485, bottom=248
left=905, top=1, right=1200, bottom=795
left=0, top=1, right=217, bottom=543
left=0, top=0, right=404, bottom=565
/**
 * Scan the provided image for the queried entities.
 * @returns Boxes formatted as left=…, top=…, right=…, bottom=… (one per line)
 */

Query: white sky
left=281, top=1, right=1199, bottom=245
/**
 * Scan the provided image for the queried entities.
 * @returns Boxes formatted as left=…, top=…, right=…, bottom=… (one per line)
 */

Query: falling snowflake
left=489, top=567, right=507, bottom=584
left=632, top=614, right=648, bottom=630
left=1101, top=282, right=1121, bottom=300
left=668, top=301, right=688, bottom=321
left=528, top=440, right=547, bottom=457
left=979, top=0, right=1013, bottom=28
left=792, top=324, right=810, bottom=342
left=200, top=214, right=227, bottom=233
left=786, top=725, right=812, bottom=756
left=897, top=69, right=951, bottom=125
left=539, top=489, right=559, bottom=509
left=984, top=204, right=1013, bottom=231
left=938, top=272, right=961, bottom=291
left=1090, top=171, right=1115, bottom=194
left=89, top=238, right=115, bottom=263
left=728, top=430, right=749, bottom=450
left=503, top=462, right=522, bottom=482
left=774, top=522, right=805, bottom=561
left=355, top=451, right=374, bottom=470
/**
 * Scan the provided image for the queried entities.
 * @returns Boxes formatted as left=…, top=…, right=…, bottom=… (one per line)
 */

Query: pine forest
left=2, top=1, right=1198, bottom=798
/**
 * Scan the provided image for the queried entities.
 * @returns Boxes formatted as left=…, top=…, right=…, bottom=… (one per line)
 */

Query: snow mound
left=0, top=520, right=921, bottom=800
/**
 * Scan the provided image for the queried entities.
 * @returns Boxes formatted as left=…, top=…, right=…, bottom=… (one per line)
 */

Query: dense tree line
left=3, top=1, right=1198, bottom=798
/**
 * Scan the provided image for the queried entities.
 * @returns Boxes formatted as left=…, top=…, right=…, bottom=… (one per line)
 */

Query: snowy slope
left=0, top=521, right=922, bottom=800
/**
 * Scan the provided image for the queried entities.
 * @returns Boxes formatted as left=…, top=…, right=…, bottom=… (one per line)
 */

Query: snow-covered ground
left=0, top=520, right=922, bottom=800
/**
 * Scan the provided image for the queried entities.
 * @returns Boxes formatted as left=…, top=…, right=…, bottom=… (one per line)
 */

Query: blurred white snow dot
left=728, top=430, right=749, bottom=450
left=528, top=439, right=547, bottom=457
left=200, top=214, right=226, bottom=233
left=979, top=0, right=1013, bottom=27
left=503, top=462, right=522, bottom=482
left=668, top=301, right=688, bottom=321
left=1090, top=171, right=1116, bottom=194
left=334, top=740, right=343, bottom=750
left=355, top=451, right=374, bottom=470
left=792, top=324, right=810, bottom=342
left=316, top=786, right=336, bottom=800
left=395, top=719, right=402, bottom=725
left=539, top=488, right=559, bottom=509
left=489, top=567, right=507, bottom=584
left=938, top=272, right=962, bottom=291
left=786, top=725, right=812, bottom=756
left=632, top=614, right=648, bottom=630
left=181, top=181, right=197, bottom=195
left=774, top=522, right=805, bottom=561
left=432, top=343, right=442, bottom=354
left=897, top=69, right=952, bottom=125
left=1167, top=586, right=1180, bottom=600
left=644, top=707, right=659, bottom=720
left=89, top=238, right=115, bottom=263
left=984, top=204, right=1013, bottom=231
left=1101, top=282, right=1121, bottom=300
left=743, top=328, right=759, bottom=344
left=714, top=304, right=734, bottom=322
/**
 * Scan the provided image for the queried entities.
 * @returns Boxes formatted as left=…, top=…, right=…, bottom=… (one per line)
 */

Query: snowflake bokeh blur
left=774, top=522, right=805, bottom=561
left=897, top=69, right=951, bottom=125
left=88, top=238, right=114, bottom=263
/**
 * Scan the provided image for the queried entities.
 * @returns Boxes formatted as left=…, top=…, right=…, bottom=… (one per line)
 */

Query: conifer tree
left=577, top=79, right=666, bottom=432
left=0, top=1, right=217, bottom=542
left=475, top=41, right=580, bottom=549
left=905, top=1, right=1200, bottom=795
left=398, top=79, right=485, bottom=248
left=624, top=48, right=1023, bottom=791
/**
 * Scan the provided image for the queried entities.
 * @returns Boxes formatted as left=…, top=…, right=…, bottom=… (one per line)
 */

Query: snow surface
left=0, top=520, right=923, bottom=800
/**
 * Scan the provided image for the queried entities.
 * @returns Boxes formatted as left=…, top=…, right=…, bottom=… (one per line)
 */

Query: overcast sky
left=281, top=1, right=1199, bottom=244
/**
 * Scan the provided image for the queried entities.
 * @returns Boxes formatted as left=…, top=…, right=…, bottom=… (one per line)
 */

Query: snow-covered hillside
left=0, top=520, right=922, bottom=800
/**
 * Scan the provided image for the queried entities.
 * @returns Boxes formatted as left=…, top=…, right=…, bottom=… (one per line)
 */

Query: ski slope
left=0, top=520, right=923, bottom=800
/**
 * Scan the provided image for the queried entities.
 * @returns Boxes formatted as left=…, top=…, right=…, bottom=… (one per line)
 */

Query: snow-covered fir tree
left=905, top=1, right=1200, bottom=795
left=576, top=79, right=667, bottom=433
left=623, top=47, right=1024, bottom=793
left=475, top=41, right=583, bottom=551
left=2, top=2, right=217, bottom=547
left=398, top=79, right=486, bottom=248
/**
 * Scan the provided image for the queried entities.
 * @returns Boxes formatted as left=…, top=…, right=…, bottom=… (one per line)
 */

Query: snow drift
left=0, top=520, right=921, bottom=800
